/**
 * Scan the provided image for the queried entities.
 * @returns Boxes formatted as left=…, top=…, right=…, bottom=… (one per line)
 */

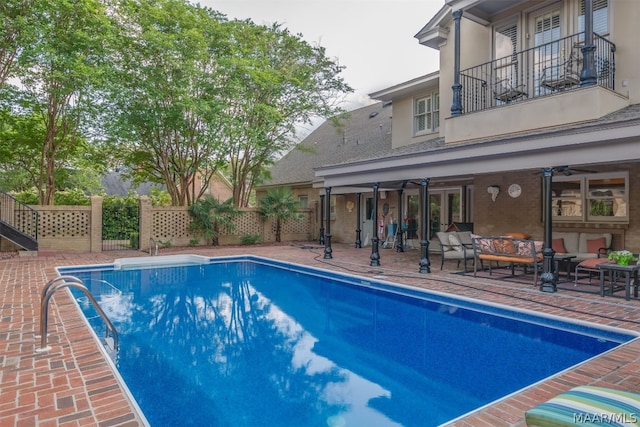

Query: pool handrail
left=36, top=276, right=119, bottom=353
left=149, top=237, right=158, bottom=256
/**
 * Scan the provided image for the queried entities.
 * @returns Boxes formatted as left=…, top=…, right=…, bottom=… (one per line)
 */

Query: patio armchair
left=436, top=231, right=474, bottom=272
left=540, top=44, right=582, bottom=92
left=492, top=76, right=527, bottom=103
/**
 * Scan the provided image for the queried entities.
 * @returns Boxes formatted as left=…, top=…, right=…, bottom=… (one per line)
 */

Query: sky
left=198, top=0, right=444, bottom=109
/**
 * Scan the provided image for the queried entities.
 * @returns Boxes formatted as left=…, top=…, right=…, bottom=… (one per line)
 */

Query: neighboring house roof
left=262, top=102, right=393, bottom=187
left=101, top=171, right=164, bottom=196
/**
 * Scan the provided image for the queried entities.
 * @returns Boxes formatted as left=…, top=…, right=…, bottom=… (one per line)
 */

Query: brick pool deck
left=2, top=242, right=640, bottom=426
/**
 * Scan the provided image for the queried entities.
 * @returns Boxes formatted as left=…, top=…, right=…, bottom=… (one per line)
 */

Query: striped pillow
left=525, top=386, right=640, bottom=426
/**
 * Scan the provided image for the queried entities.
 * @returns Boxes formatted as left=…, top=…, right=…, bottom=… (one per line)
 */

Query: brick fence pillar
left=139, top=196, right=152, bottom=253
left=90, top=196, right=102, bottom=253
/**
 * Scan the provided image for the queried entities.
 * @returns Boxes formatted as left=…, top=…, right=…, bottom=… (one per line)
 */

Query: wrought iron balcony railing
left=459, top=33, right=615, bottom=114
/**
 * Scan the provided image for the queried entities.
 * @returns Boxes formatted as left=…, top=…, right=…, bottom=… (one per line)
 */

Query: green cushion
left=525, top=386, right=640, bottom=427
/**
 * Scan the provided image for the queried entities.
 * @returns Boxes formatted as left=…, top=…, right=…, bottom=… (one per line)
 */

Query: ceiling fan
left=553, top=165, right=597, bottom=176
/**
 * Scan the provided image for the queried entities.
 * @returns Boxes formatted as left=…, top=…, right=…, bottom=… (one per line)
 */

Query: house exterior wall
left=472, top=163, right=640, bottom=253
left=438, top=16, right=489, bottom=127
left=390, top=93, right=440, bottom=149
left=440, top=0, right=633, bottom=145
left=611, top=0, right=640, bottom=104
left=445, top=86, right=628, bottom=144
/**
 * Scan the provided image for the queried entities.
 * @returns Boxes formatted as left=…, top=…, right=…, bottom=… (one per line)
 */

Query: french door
left=529, top=3, right=564, bottom=95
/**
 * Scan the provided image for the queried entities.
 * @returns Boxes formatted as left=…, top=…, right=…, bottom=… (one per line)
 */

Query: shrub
left=240, top=234, right=262, bottom=245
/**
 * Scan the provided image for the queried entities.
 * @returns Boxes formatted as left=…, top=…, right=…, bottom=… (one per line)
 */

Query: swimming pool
left=59, top=255, right=638, bottom=427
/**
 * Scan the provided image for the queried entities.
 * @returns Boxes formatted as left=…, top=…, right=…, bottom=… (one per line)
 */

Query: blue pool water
left=60, top=256, right=637, bottom=427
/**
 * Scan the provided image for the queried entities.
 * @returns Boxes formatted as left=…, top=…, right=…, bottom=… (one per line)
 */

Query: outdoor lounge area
left=2, top=242, right=640, bottom=427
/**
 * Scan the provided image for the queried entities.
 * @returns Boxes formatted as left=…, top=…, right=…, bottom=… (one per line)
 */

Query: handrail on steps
left=36, top=276, right=119, bottom=354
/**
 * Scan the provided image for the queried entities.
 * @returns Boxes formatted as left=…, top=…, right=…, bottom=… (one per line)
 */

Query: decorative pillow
left=448, top=234, right=463, bottom=251
left=515, top=241, right=533, bottom=257
left=578, top=258, right=609, bottom=269
left=552, top=238, right=567, bottom=253
left=493, top=238, right=515, bottom=254
left=475, top=238, right=494, bottom=252
left=586, top=237, right=606, bottom=254
left=534, top=240, right=544, bottom=253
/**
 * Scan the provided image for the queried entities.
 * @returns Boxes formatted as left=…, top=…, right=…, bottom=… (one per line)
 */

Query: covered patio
left=313, top=105, right=640, bottom=293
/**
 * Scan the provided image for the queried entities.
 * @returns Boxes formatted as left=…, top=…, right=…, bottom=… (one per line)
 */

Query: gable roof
left=261, top=102, right=393, bottom=187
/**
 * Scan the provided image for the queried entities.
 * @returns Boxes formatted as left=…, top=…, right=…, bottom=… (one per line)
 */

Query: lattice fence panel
left=152, top=209, right=192, bottom=239
left=16, top=211, right=38, bottom=237
left=39, top=210, right=90, bottom=238
left=282, top=211, right=312, bottom=234
left=223, top=210, right=262, bottom=236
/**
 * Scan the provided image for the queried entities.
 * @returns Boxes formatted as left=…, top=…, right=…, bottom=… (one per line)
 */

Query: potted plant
left=608, top=250, right=638, bottom=266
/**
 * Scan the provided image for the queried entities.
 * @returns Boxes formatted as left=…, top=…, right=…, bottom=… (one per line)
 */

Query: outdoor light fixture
left=487, top=185, right=500, bottom=202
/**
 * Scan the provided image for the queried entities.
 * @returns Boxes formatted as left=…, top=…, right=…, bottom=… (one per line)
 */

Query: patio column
left=450, top=9, right=463, bottom=117
left=355, top=192, right=362, bottom=248
left=540, top=168, right=557, bottom=292
left=580, top=0, right=597, bottom=87
left=419, top=178, right=431, bottom=273
left=319, top=194, right=325, bottom=245
left=370, top=183, right=381, bottom=266
left=324, top=188, right=332, bottom=259
left=396, top=187, right=404, bottom=253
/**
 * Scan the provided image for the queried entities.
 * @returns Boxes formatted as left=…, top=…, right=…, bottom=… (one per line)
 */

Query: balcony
left=459, top=33, right=616, bottom=114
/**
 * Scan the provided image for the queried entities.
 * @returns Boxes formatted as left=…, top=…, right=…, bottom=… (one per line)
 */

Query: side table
left=554, top=255, right=576, bottom=282
left=597, top=262, right=640, bottom=300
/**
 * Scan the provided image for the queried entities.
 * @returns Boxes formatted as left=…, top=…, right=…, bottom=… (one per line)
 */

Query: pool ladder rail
left=149, top=237, right=158, bottom=256
left=36, top=276, right=119, bottom=357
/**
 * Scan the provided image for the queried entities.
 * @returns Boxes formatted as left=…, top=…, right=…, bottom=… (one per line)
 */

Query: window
left=414, top=93, right=439, bottom=135
left=578, top=0, right=609, bottom=37
left=298, top=195, right=308, bottom=209
left=552, top=171, right=627, bottom=223
left=495, top=22, right=518, bottom=60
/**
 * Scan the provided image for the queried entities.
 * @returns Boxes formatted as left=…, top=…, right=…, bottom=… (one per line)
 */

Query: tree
left=0, top=0, right=40, bottom=87
left=0, top=110, right=106, bottom=194
left=105, top=0, right=230, bottom=206
left=188, top=195, right=240, bottom=245
left=258, top=187, right=302, bottom=242
left=222, top=21, right=352, bottom=207
left=10, top=0, right=114, bottom=204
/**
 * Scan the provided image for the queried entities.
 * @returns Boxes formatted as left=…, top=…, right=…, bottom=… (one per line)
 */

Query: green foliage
left=53, top=189, right=91, bottom=206
left=148, top=188, right=172, bottom=207
left=8, top=0, right=115, bottom=204
left=105, top=0, right=228, bottom=206
left=157, top=239, right=173, bottom=248
left=129, top=232, right=139, bottom=249
left=240, top=234, right=262, bottom=245
left=102, top=193, right=140, bottom=240
left=2, top=0, right=351, bottom=207
left=12, top=188, right=90, bottom=205
left=12, top=190, right=39, bottom=205
left=258, top=187, right=302, bottom=242
left=188, top=196, right=240, bottom=245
